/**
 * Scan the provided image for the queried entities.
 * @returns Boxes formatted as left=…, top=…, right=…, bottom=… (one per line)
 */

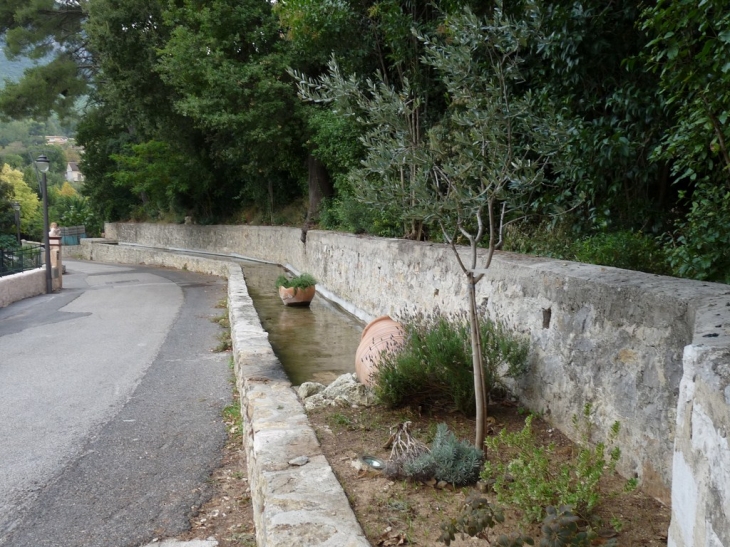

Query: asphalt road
left=0, top=260, right=232, bottom=547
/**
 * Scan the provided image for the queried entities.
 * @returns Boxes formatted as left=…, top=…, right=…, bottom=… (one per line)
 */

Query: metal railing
left=0, top=244, right=43, bottom=277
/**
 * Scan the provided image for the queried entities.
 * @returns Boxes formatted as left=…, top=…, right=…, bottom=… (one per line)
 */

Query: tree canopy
left=1, top=0, right=728, bottom=282
left=0, top=0, right=89, bottom=120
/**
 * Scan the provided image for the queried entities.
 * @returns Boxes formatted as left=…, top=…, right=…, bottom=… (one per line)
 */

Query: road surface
left=0, top=260, right=232, bottom=547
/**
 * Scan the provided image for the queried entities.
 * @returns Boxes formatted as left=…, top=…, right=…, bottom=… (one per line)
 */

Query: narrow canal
left=235, top=259, right=364, bottom=386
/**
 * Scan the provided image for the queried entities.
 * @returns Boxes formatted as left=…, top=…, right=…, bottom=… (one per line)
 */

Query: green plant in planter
left=275, top=272, right=317, bottom=294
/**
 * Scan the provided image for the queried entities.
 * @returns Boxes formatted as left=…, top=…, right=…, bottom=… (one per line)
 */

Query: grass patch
left=211, top=299, right=232, bottom=352
left=222, top=399, right=242, bottom=442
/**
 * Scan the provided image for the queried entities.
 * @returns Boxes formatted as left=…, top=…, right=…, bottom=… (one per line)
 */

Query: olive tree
left=294, top=3, right=556, bottom=448
left=291, top=59, right=432, bottom=239
left=417, top=6, right=555, bottom=448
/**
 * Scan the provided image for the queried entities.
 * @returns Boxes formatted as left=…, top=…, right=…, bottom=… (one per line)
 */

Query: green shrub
left=318, top=196, right=371, bottom=234
left=571, top=230, right=669, bottom=275
left=403, top=423, right=484, bottom=486
left=373, top=311, right=529, bottom=414
left=502, top=220, right=575, bottom=260
left=481, top=406, right=621, bottom=522
left=502, top=221, right=671, bottom=276
left=0, top=234, right=19, bottom=250
left=318, top=195, right=402, bottom=237
left=665, top=183, right=730, bottom=283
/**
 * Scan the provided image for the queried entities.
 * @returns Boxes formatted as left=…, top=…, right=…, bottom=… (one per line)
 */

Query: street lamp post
left=35, top=155, right=53, bottom=294
left=12, top=201, right=20, bottom=245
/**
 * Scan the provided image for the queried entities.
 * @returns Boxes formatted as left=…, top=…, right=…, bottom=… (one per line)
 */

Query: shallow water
left=239, top=260, right=364, bottom=386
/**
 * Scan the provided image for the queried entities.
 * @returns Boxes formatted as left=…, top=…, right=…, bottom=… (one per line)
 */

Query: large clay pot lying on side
left=278, top=284, right=316, bottom=306
left=355, top=315, right=406, bottom=386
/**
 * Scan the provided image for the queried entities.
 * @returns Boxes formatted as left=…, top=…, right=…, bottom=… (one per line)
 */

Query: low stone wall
left=76, top=241, right=369, bottom=547
left=0, top=262, right=63, bottom=307
left=0, top=268, right=47, bottom=308
left=101, top=222, right=730, bottom=545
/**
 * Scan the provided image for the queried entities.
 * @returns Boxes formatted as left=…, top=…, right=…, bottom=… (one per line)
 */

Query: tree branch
left=441, top=220, right=469, bottom=275
left=703, top=95, right=730, bottom=176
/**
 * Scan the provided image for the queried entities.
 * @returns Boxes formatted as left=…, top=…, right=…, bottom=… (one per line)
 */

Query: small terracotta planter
left=355, top=316, right=406, bottom=386
left=278, top=284, right=316, bottom=306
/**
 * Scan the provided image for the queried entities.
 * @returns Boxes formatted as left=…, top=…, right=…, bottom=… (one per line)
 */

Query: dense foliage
left=0, top=0, right=88, bottom=119
left=0, top=41, right=46, bottom=90
left=1, top=0, right=728, bottom=283
left=0, top=115, right=94, bottom=240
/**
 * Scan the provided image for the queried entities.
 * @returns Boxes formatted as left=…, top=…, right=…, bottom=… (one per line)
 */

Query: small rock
left=303, top=374, right=376, bottom=409
left=298, top=382, right=325, bottom=399
left=289, top=455, right=309, bottom=466
left=304, top=392, right=329, bottom=411
left=322, top=373, right=375, bottom=407
left=333, top=396, right=350, bottom=407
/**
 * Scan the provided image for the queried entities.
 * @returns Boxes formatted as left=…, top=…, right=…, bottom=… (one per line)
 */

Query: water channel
left=167, top=249, right=364, bottom=385
left=234, top=259, right=364, bottom=386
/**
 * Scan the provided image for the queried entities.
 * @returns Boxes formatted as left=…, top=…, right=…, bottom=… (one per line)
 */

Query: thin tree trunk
left=301, top=154, right=333, bottom=243
left=306, top=154, right=332, bottom=225
left=468, top=272, right=487, bottom=451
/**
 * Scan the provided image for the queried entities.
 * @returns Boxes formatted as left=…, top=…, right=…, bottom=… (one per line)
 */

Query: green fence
left=0, top=244, right=43, bottom=277
left=60, top=225, right=86, bottom=246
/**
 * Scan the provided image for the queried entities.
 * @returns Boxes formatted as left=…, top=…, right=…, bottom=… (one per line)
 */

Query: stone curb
left=75, top=244, right=369, bottom=546
left=226, top=264, right=370, bottom=547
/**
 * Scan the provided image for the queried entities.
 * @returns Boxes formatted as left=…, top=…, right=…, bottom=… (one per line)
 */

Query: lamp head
left=35, top=154, right=50, bottom=173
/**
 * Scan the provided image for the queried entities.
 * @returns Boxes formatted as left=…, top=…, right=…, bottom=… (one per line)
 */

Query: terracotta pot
left=278, top=284, right=316, bottom=306
left=355, top=316, right=406, bottom=386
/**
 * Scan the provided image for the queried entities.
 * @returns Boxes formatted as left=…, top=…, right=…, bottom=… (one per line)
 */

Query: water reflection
left=240, top=261, right=364, bottom=386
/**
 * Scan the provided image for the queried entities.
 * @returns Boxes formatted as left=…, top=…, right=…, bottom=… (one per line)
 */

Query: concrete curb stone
left=227, top=263, right=369, bottom=546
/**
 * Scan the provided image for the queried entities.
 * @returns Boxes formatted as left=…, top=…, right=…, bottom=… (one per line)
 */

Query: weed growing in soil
left=222, top=399, right=242, bottom=442
left=328, top=412, right=353, bottom=428
left=211, top=299, right=232, bottom=352
left=439, top=499, right=619, bottom=547
left=482, top=406, right=621, bottom=522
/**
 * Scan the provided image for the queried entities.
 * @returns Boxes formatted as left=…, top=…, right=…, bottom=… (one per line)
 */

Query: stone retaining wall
left=95, top=223, right=730, bottom=547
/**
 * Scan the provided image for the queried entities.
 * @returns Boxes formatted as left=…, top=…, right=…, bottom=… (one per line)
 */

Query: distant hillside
left=0, top=42, right=41, bottom=89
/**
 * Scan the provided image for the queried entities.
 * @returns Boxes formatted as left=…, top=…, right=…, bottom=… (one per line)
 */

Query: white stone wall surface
left=668, top=342, right=730, bottom=547
left=0, top=268, right=47, bottom=308
left=97, top=222, right=730, bottom=546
